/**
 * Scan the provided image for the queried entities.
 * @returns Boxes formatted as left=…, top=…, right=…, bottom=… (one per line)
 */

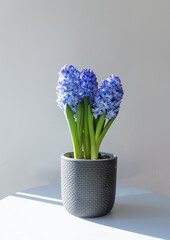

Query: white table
left=0, top=184, right=170, bottom=240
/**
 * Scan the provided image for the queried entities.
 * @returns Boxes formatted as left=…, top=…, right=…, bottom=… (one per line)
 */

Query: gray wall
left=0, top=0, right=170, bottom=199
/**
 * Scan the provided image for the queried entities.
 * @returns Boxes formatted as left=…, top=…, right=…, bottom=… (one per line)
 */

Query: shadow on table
left=84, top=192, right=170, bottom=240
left=13, top=184, right=63, bottom=206
left=13, top=184, right=170, bottom=239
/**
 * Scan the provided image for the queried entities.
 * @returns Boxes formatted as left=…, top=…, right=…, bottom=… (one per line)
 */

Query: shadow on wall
left=13, top=184, right=170, bottom=240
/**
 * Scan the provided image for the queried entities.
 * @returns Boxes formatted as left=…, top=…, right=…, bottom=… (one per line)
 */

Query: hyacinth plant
left=56, top=65, right=124, bottom=160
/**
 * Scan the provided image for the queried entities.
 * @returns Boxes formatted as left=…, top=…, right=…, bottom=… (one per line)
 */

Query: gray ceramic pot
left=61, top=152, right=117, bottom=218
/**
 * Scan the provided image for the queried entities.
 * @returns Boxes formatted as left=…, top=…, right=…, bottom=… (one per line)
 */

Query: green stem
left=95, top=113, right=106, bottom=141
left=93, top=116, right=99, bottom=132
left=76, top=102, right=83, bottom=159
left=88, top=105, right=98, bottom=159
left=83, top=97, right=91, bottom=159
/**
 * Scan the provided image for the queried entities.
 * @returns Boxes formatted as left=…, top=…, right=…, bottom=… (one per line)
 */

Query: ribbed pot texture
left=61, top=152, right=117, bottom=218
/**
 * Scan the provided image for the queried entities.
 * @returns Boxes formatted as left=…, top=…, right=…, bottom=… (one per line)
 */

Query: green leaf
left=96, top=116, right=116, bottom=152
left=64, top=104, right=81, bottom=159
left=76, top=102, right=83, bottom=133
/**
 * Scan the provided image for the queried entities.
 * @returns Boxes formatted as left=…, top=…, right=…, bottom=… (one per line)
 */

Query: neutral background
left=0, top=0, right=170, bottom=199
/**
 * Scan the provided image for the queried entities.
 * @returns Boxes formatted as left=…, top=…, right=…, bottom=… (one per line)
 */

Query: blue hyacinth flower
left=80, top=69, right=98, bottom=104
left=56, top=65, right=82, bottom=114
left=92, top=75, right=124, bottom=120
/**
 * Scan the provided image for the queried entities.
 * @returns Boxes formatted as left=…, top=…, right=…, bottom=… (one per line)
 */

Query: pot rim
left=61, top=152, right=117, bottom=162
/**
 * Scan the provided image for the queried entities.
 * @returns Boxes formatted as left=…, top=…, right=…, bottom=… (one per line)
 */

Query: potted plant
left=56, top=65, right=124, bottom=218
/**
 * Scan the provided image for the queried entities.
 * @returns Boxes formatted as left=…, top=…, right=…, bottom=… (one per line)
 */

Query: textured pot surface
left=61, top=152, right=117, bottom=218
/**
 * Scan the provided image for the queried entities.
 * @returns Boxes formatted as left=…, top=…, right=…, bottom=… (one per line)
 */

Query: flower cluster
left=56, top=65, right=81, bottom=113
left=57, top=65, right=124, bottom=120
left=80, top=69, right=98, bottom=104
left=92, top=75, right=124, bottom=120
